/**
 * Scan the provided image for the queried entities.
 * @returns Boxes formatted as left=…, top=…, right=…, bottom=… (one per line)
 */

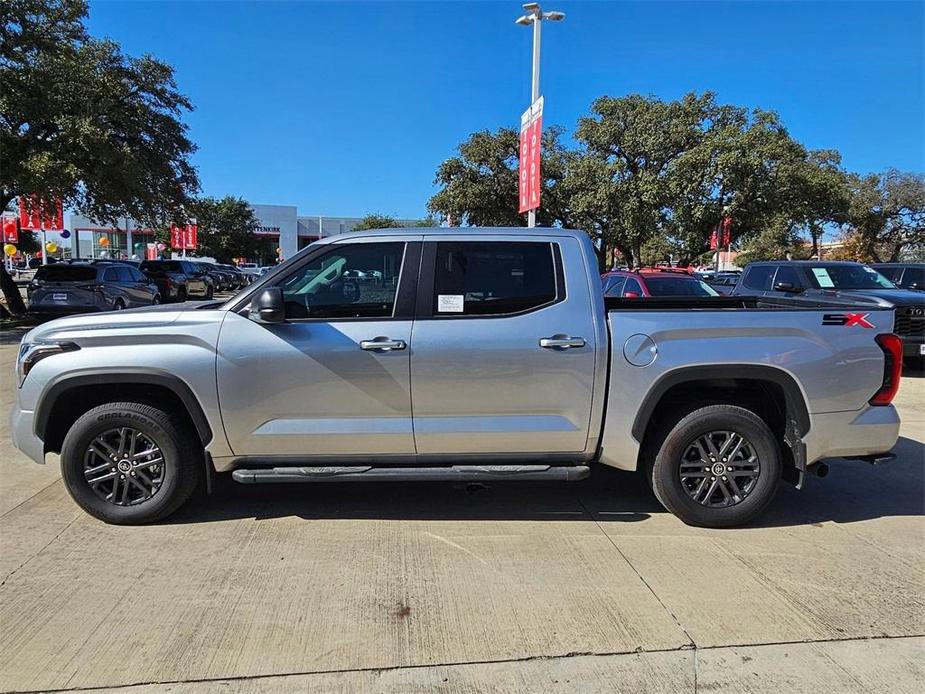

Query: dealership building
left=60, top=204, right=420, bottom=261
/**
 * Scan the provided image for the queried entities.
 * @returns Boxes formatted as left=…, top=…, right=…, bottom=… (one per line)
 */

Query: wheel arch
left=35, top=371, right=212, bottom=454
left=633, top=365, right=810, bottom=477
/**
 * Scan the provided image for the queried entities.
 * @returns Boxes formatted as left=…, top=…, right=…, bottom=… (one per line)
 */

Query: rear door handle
left=539, top=335, right=586, bottom=349
left=360, top=338, right=406, bottom=351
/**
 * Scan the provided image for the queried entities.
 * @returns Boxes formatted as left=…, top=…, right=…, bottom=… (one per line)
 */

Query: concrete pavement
left=0, top=326, right=922, bottom=693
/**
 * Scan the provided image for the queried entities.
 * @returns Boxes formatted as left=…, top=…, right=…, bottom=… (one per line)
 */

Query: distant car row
left=602, top=261, right=924, bottom=366
left=27, top=258, right=263, bottom=315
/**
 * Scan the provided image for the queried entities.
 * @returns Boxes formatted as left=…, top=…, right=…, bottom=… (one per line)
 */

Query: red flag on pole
left=18, top=196, right=63, bottom=231
left=518, top=96, right=544, bottom=214
left=709, top=224, right=719, bottom=250
left=721, top=216, right=733, bottom=247
left=169, top=224, right=184, bottom=250
left=184, top=224, right=197, bottom=250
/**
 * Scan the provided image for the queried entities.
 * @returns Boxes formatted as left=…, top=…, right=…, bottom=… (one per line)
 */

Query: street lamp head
left=515, top=15, right=532, bottom=25
left=544, top=10, right=566, bottom=21
left=522, top=2, right=540, bottom=11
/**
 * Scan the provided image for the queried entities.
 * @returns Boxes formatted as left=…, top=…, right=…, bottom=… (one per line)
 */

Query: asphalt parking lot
left=0, top=326, right=922, bottom=693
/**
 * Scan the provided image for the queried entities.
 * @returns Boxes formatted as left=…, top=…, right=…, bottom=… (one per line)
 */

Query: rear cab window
left=431, top=241, right=558, bottom=316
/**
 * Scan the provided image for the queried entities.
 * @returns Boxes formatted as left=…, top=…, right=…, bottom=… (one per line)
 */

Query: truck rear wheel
left=60, top=401, right=201, bottom=524
left=649, top=404, right=781, bottom=528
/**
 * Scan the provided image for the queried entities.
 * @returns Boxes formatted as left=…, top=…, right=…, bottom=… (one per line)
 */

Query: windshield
left=645, top=276, right=719, bottom=297
left=807, top=265, right=896, bottom=290
left=35, top=265, right=98, bottom=282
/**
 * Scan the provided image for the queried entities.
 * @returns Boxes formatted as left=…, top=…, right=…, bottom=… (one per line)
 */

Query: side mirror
left=249, top=287, right=286, bottom=323
left=774, top=281, right=802, bottom=293
left=624, top=291, right=641, bottom=299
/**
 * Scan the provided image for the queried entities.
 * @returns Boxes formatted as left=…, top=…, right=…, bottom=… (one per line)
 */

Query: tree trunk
left=810, top=223, right=820, bottom=259
left=0, top=264, right=26, bottom=315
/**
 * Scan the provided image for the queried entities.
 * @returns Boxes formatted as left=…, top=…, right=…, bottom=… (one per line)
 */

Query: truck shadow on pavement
left=165, top=436, right=923, bottom=529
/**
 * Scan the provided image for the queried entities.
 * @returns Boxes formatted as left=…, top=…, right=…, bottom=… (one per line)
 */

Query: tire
left=113, top=299, right=125, bottom=311
left=648, top=404, right=781, bottom=528
left=206, top=286, right=214, bottom=300
left=152, top=294, right=161, bottom=305
left=177, top=287, right=187, bottom=303
left=60, top=401, right=202, bottom=524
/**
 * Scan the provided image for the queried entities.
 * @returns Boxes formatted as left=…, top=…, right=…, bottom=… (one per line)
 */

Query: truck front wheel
left=60, top=401, right=201, bottom=524
left=649, top=404, right=781, bottom=528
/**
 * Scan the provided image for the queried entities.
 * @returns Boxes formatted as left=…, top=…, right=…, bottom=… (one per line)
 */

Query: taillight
left=870, top=333, right=903, bottom=406
left=77, top=283, right=105, bottom=292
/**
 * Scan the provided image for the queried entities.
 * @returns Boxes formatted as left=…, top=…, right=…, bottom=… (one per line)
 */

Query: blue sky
left=86, top=0, right=925, bottom=219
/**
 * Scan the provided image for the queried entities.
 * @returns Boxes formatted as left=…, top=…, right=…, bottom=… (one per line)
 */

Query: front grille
left=895, top=315, right=924, bottom=339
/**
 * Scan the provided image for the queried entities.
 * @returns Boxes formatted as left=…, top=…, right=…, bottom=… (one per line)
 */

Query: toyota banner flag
left=518, top=96, right=544, bottom=214
left=18, top=196, right=64, bottom=231
left=170, top=223, right=198, bottom=250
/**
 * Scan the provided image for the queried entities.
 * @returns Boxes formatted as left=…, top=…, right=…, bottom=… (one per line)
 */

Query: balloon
left=276, top=247, right=282, bottom=254
left=60, top=230, right=71, bottom=239
left=99, top=250, right=109, bottom=258
left=3, top=244, right=16, bottom=257
left=156, top=242, right=166, bottom=251
left=99, top=237, right=110, bottom=247
left=45, top=241, right=58, bottom=253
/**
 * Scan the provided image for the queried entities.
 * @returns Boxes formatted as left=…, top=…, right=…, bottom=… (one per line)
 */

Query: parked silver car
left=28, top=262, right=160, bottom=315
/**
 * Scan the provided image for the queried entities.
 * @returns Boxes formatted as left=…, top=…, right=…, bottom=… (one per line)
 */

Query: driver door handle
left=360, top=338, right=406, bottom=351
left=539, top=336, right=585, bottom=349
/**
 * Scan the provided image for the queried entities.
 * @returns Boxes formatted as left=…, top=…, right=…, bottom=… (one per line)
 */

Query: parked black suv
left=138, top=259, right=213, bottom=301
left=733, top=260, right=924, bottom=366
left=870, top=263, right=924, bottom=292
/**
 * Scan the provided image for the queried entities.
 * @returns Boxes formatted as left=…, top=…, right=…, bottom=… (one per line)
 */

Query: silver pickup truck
left=10, top=228, right=902, bottom=527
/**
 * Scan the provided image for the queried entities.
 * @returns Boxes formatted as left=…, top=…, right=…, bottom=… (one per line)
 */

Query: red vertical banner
left=2, top=216, right=18, bottom=243
left=721, top=216, right=733, bottom=247
left=518, top=96, right=544, bottom=214
left=528, top=101, right=543, bottom=212
left=709, top=224, right=718, bottom=250
left=18, top=196, right=63, bottom=230
left=518, top=106, right=531, bottom=213
left=184, top=224, right=197, bottom=250
left=169, top=224, right=183, bottom=249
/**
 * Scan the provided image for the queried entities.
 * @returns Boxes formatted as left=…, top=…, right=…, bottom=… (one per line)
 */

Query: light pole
left=515, top=3, right=564, bottom=228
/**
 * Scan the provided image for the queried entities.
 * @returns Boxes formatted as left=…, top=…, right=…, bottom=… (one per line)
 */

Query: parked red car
left=601, top=268, right=719, bottom=298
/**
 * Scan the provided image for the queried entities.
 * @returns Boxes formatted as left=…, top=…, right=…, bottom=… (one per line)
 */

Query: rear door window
left=115, top=266, right=134, bottom=282
left=772, top=265, right=801, bottom=289
left=602, top=275, right=626, bottom=297
left=622, top=278, right=643, bottom=297
left=431, top=242, right=558, bottom=316
left=743, top=265, right=775, bottom=291
left=899, top=266, right=924, bottom=290
left=102, top=268, right=118, bottom=282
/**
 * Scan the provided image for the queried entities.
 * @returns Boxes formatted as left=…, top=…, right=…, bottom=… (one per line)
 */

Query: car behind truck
left=11, top=228, right=902, bottom=527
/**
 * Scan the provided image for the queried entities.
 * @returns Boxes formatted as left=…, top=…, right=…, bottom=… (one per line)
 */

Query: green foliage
left=428, top=91, right=905, bottom=269
left=843, top=170, right=925, bottom=262
left=187, top=196, right=259, bottom=263
left=0, top=0, right=199, bottom=222
left=427, top=126, right=575, bottom=229
left=351, top=213, right=402, bottom=231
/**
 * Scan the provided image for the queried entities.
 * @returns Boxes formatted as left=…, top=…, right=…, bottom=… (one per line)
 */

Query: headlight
left=17, top=341, right=80, bottom=387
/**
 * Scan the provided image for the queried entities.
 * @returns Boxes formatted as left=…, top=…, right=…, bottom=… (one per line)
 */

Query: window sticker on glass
left=812, top=268, right=835, bottom=288
left=437, top=294, right=464, bottom=313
